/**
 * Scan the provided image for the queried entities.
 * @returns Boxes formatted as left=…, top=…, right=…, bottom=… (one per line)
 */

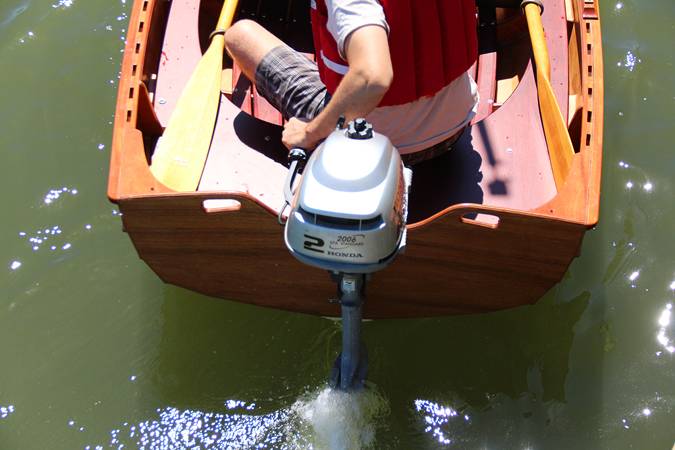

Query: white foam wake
left=293, top=386, right=390, bottom=450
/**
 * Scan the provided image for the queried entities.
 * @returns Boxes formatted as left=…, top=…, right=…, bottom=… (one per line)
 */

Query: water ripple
left=0, top=2, right=30, bottom=28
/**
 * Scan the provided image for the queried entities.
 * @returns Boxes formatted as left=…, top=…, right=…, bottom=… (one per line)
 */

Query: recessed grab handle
left=460, top=212, right=501, bottom=229
left=202, top=199, right=241, bottom=214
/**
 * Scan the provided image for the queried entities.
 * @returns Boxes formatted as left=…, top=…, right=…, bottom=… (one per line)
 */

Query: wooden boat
left=108, top=0, right=603, bottom=318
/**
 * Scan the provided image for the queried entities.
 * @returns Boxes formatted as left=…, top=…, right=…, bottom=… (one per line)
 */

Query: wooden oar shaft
left=524, top=3, right=550, bottom=80
left=216, top=0, right=238, bottom=31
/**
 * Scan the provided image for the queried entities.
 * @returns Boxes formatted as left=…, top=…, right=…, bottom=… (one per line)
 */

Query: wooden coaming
left=108, top=0, right=604, bottom=318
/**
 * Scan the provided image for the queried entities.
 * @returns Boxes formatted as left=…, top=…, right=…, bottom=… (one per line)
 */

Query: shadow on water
left=363, top=289, right=603, bottom=448
left=153, top=288, right=329, bottom=404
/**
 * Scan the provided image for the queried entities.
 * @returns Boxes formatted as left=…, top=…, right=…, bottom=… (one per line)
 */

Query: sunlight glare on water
left=656, top=303, right=673, bottom=354
left=93, top=387, right=389, bottom=450
left=98, top=403, right=297, bottom=450
left=6, top=185, right=92, bottom=272
left=414, top=399, right=470, bottom=446
left=617, top=50, right=640, bottom=72
left=51, top=0, right=74, bottom=9
left=0, top=405, right=16, bottom=420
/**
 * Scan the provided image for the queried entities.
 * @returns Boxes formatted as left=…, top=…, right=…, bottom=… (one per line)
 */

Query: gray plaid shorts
left=253, top=45, right=467, bottom=165
left=254, top=45, right=330, bottom=121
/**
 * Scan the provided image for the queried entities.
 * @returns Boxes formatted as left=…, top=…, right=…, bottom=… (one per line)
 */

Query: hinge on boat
left=582, top=0, right=598, bottom=19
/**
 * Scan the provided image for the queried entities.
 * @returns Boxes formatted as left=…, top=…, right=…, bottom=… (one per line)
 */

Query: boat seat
left=226, top=63, right=284, bottom=126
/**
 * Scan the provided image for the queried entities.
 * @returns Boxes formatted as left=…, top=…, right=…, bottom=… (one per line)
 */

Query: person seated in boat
left=224, top=0, right=478, bottom=164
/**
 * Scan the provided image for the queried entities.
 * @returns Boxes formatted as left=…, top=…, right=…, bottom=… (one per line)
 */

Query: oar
left=522, top=0, right=575, bottom=190
left=150, top=0, right=239, bottom=191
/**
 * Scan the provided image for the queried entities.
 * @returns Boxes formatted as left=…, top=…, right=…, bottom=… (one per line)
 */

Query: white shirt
left=324, top=0, right=478, bottom=154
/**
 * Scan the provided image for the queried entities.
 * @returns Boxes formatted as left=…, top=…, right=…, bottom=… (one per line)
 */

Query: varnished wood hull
left=109, top=0, right=603, bottom=318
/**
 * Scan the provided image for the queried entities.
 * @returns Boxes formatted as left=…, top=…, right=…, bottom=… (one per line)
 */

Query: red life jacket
left=310, top=0, right=478, bottom=107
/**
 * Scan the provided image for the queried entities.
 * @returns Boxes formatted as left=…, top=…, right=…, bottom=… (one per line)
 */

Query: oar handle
left=522, top=0, right=550, bottom=79
left=212, top=0, right=239, bottom=38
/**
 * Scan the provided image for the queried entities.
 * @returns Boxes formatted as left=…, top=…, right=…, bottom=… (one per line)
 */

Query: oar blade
left=150, top=38, right=225, bottom=191
left=536, top=69, right=575, bottom=190
left=523, top=3, right=575, bottom=191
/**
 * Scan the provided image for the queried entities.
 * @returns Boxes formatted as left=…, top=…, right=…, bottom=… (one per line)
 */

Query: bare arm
left=282, top=25, right=393, bottom=149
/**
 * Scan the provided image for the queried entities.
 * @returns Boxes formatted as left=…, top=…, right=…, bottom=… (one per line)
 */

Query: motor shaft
left=339, top=273, right=365, bottom=390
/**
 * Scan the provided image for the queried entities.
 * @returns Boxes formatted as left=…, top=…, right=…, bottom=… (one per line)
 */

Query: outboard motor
left=282, top=119, right=412, bottom=390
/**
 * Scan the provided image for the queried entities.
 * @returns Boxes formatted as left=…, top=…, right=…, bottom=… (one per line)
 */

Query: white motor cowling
left=284, top=119, right=411, bottom=274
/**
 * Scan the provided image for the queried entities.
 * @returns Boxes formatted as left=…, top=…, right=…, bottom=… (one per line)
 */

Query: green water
left=1, top=0, right=674, bottom=448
